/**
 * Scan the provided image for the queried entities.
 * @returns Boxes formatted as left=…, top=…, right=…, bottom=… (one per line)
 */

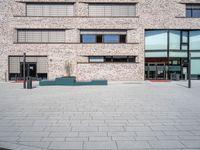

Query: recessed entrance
left=146, top=63, right=166, bottom=80
left=145, top=58, right=188, bottom=80
left=20, top=63, right=37, bottom=78
left=8, top=56, right=48, bottom=80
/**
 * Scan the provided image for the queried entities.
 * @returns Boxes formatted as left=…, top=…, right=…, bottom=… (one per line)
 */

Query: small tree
left=64, top=61, right=73, bottom=77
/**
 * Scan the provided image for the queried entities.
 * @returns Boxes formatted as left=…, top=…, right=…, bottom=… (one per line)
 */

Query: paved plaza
left=0, top=81, right=200, bottom=150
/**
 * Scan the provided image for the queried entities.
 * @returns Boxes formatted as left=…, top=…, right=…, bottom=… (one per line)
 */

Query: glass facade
left=145, top=30, right=200, bottom=80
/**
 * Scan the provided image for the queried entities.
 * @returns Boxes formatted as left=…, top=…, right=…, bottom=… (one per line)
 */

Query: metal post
left=23, top=53, right=26, bottom=89
left=188, top=31, right=191, bottom=88
left=188, top=52, right=191, bottom=88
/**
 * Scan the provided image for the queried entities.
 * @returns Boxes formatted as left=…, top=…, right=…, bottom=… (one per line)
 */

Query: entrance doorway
left=146, top=63, right=166, bottom=80
left=20, top=63, right=37, bottom=78
left=9, top=56, right=48, bottom=81
left=145, top=58, right=187, bottom=80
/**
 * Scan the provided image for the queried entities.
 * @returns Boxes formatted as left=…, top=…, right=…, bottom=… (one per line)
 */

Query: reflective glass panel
left=182, top=31, right=188, bottom=43
left=191, top=59, right=200, bottom=74
left=81, top=35, right=96, bottom=43
left=145, top=30, right=168, bottom=50
left=186, top=9, right=192, bottom=17
left=169, top=30, right=181, bottom=50
left=103, top=35, right=120, bottom=43
left=190, top=31, right=200, bottom=50
left=192, top=9, right=200, bottom=17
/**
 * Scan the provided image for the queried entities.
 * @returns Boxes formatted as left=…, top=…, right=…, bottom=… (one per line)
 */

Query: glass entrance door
left=146, top=63, right=166, bottom=80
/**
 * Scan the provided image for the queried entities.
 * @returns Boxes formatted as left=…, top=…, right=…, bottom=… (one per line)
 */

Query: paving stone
left=18, top=142, right=50, bottom=149
left=19, top=132, right=50, bottom=138
left=66, top=137, right=88, bottom=142
left=117, top=141, right=151, bottom=149
left=15, top=145, right=43, bottom=150
left=84, top=141, right=117, bottom=150
left=89, top=137, right=111, bottom=141
left=99, top=126, right=124, bottom=132
left=149, top=141, right=186, bottom=149
left=72, top=127, right=98, bottom=132
left=0, top=142, right=19, bottom=150
left=1, top=82, right=200, bottom=149
left=79, top=132, right=107, bottom=137
left=108, top=132, right=136, bottom=137
left=49, top=132, right=78, bottom=138
left=181, top=140, right=200, bottom=148
left=111, top=136, right=135, bottom=141
left=49, top=142, right=83, bottom=150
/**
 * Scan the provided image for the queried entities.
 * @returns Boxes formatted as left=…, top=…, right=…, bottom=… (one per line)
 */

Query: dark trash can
left=176, top=74, right=180, bottom=81
left=27, top=76, right=32, bottom=89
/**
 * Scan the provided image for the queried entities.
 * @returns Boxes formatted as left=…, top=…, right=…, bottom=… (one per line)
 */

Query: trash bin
left=176, top=74, right=180, bottom=81
left=27, top=76, right=32, bottom=89
left=170, top=73, right=176, bottom=80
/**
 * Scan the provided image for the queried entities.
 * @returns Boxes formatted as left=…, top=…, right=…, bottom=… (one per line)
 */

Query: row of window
left=89, top=56, right=136, bottom=63
left=26, top=3, right=136, bottom=17
left=145, top=30, right=200, bottom=51
left=17, top=30, right=127, bottom=43
left=81, top=35, right=126, bottom=43
left=24, top=3, right=200, bottom=18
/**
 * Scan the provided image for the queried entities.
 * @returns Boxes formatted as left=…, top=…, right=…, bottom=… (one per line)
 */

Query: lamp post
left=23, top=53, right=26, bottom=89
left=188, top=52, right=191, bottom=88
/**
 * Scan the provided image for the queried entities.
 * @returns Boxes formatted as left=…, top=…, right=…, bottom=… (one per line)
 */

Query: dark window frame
left=80, top=34, right=127, bottom=44
left=88, top=56, right=136, bottom=63
left=186, top=7, right=200, bottom=18
left=145, top=29, right=191, bottom=51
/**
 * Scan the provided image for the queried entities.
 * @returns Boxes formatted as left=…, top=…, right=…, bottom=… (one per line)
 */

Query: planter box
left=39, top=77, right=107, bottom=86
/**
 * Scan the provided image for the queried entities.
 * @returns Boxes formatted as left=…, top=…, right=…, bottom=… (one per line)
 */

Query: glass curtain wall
left=145, top=30, right=200, bottom=80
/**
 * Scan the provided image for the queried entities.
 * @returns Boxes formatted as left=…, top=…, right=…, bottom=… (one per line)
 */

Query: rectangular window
left=192, top=59, right=200, bottom=74
left=81, top=35, right=96, bottom=43
left=81, top=34, right=126, bottom=43
left=145, top=30, right=168, bottom=50
left=89, top=56, right=104, bottom=63
left=26, top=4, right=74, bottom=16
left=190, top=31, right=200, bottom=50
left=169, top=30, right=181, bottom=50
left=186, top=9, right=192, bottom=17
left=103, top=35, right=120, bottom=43
left=17, top=30, right=65, bottom=43
left=186, top=5, right=200, bottom=18
left=88, top=56, right=136, bottom=63
left=182, top=31, right=188, bottom=43
left=89, top=4, right=136, bottom=17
